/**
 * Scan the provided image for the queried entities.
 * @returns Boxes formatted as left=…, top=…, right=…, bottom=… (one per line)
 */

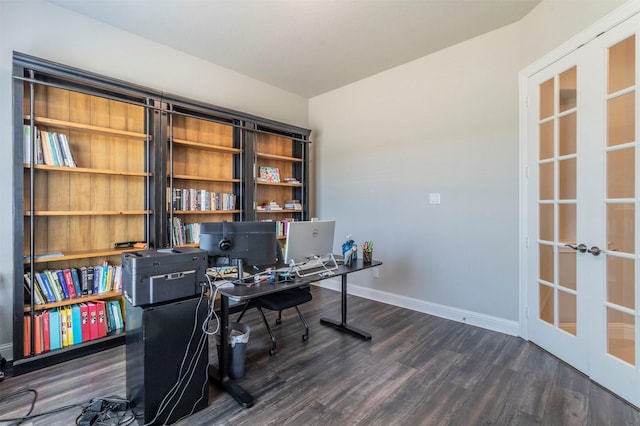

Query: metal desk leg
left=208, top=295, right=254, bottom=408
left=320, top=273, right=371, bottom=340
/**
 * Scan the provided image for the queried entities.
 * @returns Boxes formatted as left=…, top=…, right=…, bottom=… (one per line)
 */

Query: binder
left=49, top=309, right=61, bottom=350
left=80, top=303, right=91, bottom=342
left=88, top=302, right=99, bottom=340
left=72, top=305, right=82, bottom=345
left=42, top=310, right=51, bottom=352
left=96, top=301, right=107, bottom=337
left=34, top=312, right=43, bottom=354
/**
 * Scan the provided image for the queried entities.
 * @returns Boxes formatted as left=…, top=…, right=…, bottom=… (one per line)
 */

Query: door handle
left=565, top=243, right=587, bottom=253
left=588, top=246, right=601, bottom=256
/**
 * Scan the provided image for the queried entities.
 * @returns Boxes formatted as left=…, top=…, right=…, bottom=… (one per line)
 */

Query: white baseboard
left=314, top=280, right=520, bottom=337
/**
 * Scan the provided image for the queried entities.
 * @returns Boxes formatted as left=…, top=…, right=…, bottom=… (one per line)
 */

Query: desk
left=208, top=258, right=382, bottom=408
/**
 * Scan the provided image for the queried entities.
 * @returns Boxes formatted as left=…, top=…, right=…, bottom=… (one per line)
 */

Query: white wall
left=0, top=0, right=308, bottom=358
left=309, top=0, right=626, bottom=333
left=309, top=24, right=522, bottom=329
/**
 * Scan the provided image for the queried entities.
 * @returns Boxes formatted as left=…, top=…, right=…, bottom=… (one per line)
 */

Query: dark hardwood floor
left=1, top=286, right=639, bottom=425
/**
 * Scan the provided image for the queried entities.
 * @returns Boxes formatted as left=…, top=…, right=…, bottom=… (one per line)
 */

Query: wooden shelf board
left=256, top=209, right=303, bottom=214
left=27, top=116, right=150, bottom=140
left=172, top=138, right=240, bottom=154
left=256, top=181, right=303, bottom=187
left=25, top=210, right=152, bottom=217
left=24, top=247, right=143, bottom=264
left=171, top=210, right=241, bottom=214
left=257, top=152, right=303, bottom=162
left=171, top=174, right=240, bottom=183
left=24, top=291, right=123, bottom=312
left=24, top=164, right=150, bottom=177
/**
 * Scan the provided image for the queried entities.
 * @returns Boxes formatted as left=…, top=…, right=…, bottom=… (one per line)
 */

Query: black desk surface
left=217, top=259, right=382, bottom=301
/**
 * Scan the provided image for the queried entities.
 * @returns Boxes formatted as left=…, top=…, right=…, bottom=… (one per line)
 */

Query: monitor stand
left=292, top=253, right=338, bottom=277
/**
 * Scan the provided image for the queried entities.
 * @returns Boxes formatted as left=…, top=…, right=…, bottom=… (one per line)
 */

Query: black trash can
left=216, top=321, right=250, bottom=379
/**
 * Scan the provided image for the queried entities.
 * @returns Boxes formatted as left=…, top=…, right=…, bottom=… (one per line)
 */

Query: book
left=58, top=133, right=76, bottom=167
left=49, top=309, right=61, bottom=350
left=72, top=305, right=82, bottom=345
left=65, top=306, right=74, bottom=347
left=63, top=269, right=77, bottom=299
left=39, top=130, right=55, bottom=165
left=88, top=302, right=99, bottom=340
left=71, top=268, right=82, bottom=298
left=96, top=301, right=107, bottom=338
left=23, top=315, right=31, bottom=357
left=60, top=307, right=67, bottom=347
left=24, top=273, right=44, bottom=305
left=34, top=312, right=43, bottom=355
left=55, top=270, right=70, bottom=299
left=39, top=272, right=58, bottom=302
left=259, top=166, right=281, bottom=183
left=42, top=310, right=51, bottom=352
left=80, top=303, right=91, bottom=342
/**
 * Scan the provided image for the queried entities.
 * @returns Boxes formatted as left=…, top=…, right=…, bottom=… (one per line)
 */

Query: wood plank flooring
left=1, top=286, right=639, bottom=425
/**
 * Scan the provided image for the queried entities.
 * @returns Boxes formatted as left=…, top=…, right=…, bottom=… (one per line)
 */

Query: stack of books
left=257, top=200, right=283, bottom=211
left=284, top=199, right=302, bottom=210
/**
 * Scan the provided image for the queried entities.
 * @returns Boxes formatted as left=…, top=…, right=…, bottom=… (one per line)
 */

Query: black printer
left=122, top=247, right=208, bottom=306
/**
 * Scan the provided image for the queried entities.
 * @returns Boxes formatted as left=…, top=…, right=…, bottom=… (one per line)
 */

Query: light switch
left=429, top=193, right=441, bottom=204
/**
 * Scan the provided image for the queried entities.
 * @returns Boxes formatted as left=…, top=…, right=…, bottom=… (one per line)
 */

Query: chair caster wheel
left=302, top=334, right=308, bottom=342
left=269, top=348, right=276, bottom=356
left=276, top=319, right=282, bottom=325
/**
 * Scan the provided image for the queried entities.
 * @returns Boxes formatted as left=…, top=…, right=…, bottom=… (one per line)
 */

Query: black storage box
left=122, top=248, right=208, bottom=307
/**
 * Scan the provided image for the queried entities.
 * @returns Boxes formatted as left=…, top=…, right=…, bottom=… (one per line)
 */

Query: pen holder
left=362, top=247, right=373, bottom=264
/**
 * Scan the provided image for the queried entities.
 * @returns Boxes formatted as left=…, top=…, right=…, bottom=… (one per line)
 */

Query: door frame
left=519, top=0, right=640, bottom=340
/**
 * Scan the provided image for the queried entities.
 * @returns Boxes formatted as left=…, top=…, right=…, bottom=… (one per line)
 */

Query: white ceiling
left=50, top=0, right=541, bottom=98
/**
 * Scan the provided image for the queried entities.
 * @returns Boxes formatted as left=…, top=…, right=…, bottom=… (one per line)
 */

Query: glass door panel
left=607, top=256, right=635, bottom=310
left=607, top=147, right=635, bottom=198
left=607, top=308, right=636, bottom=365
left=608, top=35, right=635, bottom=94
left=605, top=33, right=637, bottom=368
left=558, top=290, right=577, bottom=335
left=607, top=92, right=635, bottom=146
left=558, top=158, right=576, bottom=200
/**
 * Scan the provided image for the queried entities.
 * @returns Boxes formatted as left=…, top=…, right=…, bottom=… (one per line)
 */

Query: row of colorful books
left=23, top=125, right=77, bottom=167
left=24, top=263, right=122, bottom=305
left=168, top=188, right=236, bottom=211
left=172, top=217, right=200, bottom=245
left=23, top=300, right=124, bottom=356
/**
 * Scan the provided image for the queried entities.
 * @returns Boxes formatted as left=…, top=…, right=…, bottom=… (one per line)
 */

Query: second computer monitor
left=284, top=220, right=336, bottom=266
left=200, top=221, right=277, bottom=268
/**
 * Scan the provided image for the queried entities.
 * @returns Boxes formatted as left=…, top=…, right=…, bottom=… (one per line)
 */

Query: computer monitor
left=284, top=220, right=336, bottom=269
left=199, top=221, right=278, bottom=278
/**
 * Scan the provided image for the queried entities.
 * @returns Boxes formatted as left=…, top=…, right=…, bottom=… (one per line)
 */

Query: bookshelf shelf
left=24, top=248, right=142, bottom=264
left=172, top=138, right=240, bottom=154
left=257, top=152, right=303, bottom=162
left=25, top=210, right=152, bottom=217
left=24, top=164, right=151, bottom=177
left=24, top=291, right=122, bottom=312
left=171, top=174, right=240, bottom=183
left=256, top=181, right=303, bottom=187
left=170, top=209, right=241, bottom=215
left=26, top=116, right=150, bottom=141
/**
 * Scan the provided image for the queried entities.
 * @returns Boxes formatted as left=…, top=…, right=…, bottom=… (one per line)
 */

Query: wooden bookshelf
left=15, top=56, right=156, bottom=370
left=12, top=52, right=311, bottom=374
left=167, top=109, right=241, bottom=247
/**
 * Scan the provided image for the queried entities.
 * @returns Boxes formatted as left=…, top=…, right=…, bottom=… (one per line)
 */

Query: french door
left=527, top=15, right=640, bottom=406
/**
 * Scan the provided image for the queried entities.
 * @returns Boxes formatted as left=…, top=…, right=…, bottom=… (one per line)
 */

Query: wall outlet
left=372, top=268, right=379, bottom=278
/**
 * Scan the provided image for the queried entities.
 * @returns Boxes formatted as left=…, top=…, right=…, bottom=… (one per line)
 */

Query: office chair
left=237, top=286, right=312, bottom=356
left=237, top=242, right=312, bottom=356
